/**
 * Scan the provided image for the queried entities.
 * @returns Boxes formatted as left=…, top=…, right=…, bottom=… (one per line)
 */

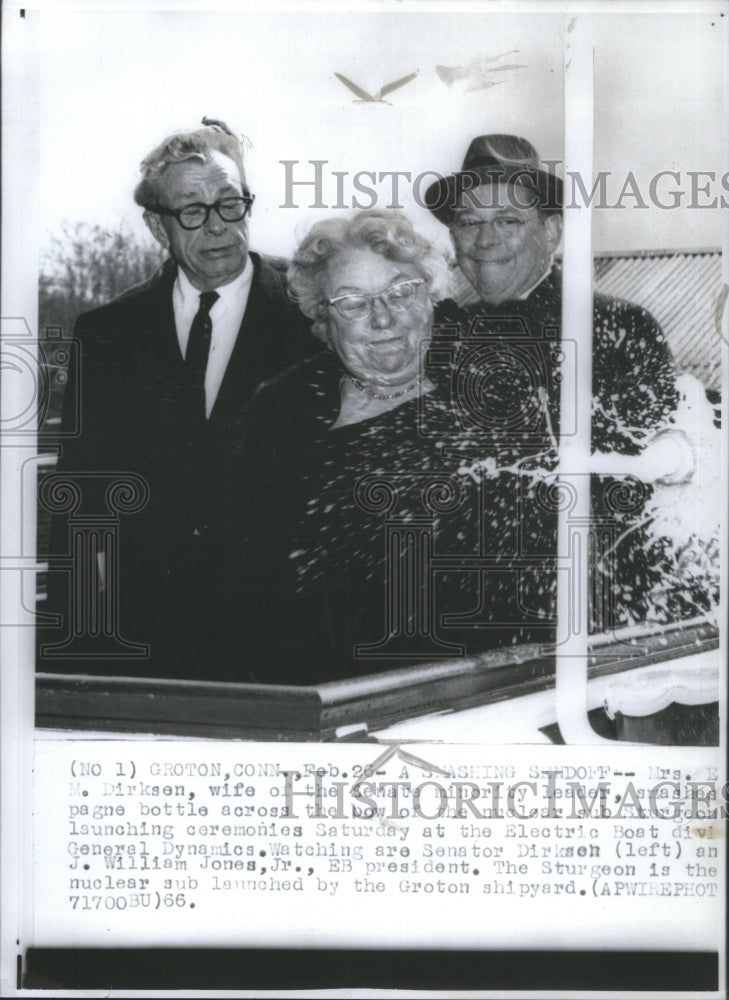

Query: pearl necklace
left=345, top=374, right=419, bottom=401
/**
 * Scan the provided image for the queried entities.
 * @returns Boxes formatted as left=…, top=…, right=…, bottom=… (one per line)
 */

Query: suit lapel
left=208, top=254, right=273, bottom=425
left=128, top=265, right=198, bottom=422
left=138, top=267, right=181, bottom=367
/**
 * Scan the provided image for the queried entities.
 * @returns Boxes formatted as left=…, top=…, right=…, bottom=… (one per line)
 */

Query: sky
left=17, top=1, right=729, bottom=259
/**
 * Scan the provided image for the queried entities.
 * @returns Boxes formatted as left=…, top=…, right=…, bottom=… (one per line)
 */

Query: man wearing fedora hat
left=424, top=133, right=680, bottom=630
left=426, top=134, right=564, bottom=305
left=424, top=132, right=678, bottom=448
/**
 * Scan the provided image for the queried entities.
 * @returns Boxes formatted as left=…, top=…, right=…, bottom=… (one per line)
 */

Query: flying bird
left=335, top=70, right=419, bottom=103
left=436, top=51, right=526, bottom=92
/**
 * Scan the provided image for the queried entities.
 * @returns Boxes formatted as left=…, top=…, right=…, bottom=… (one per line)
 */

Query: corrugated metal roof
left=451, top=248, right=723, bottom=390
left=594, top=249, right=722, bottom=390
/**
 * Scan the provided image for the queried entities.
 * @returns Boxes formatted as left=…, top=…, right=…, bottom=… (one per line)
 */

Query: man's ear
left=543, top=212, right=563, bottom=253
left=143, top=210, right=170, bottom=251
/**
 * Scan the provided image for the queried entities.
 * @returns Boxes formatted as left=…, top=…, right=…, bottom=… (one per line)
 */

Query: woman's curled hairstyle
left=288, top=209, right=450, bottom=341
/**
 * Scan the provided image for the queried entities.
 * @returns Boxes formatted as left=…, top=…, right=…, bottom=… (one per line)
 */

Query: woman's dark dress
left=224, top=308, right=678, bottom=685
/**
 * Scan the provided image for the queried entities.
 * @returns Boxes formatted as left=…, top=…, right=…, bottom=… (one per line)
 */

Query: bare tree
left=38, top=222, right=166, bottom=448
left=39, top=220, right=165, bottom=339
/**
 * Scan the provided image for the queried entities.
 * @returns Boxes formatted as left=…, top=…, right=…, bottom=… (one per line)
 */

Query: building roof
left=451, top=248, right=724, bottom=390
left=594, top=248, right=722, bottom=390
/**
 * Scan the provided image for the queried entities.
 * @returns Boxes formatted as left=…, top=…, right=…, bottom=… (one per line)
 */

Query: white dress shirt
left=173, top=257, right=254, bottom=417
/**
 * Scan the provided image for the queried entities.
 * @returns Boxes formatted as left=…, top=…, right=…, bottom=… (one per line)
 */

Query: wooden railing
left=36, top=617, right=719, bottom=741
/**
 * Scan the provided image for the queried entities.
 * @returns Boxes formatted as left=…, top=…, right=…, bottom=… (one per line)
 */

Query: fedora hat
left=424, top=134, right=563, bottom=224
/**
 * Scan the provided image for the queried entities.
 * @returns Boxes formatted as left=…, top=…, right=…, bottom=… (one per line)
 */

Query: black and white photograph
left=1, top=0, right=726, bottom=995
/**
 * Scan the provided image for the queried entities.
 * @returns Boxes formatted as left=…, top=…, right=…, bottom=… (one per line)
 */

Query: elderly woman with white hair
left=222, top=208, right=565, bottom=684
left=221, top=207, right=717, bottom=685
left=286, top=210, right=451, bottom=424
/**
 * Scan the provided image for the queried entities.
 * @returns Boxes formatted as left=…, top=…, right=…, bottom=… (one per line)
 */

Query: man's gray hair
left=288, top=209, right=451, bottom=341
left=134, top=121, right=249, bottom=208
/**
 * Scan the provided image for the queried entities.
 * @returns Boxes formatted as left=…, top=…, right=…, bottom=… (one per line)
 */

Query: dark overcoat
left=41, top=253, right=318, bottom=678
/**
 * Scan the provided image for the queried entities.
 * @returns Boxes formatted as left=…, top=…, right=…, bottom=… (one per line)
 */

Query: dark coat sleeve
left=46, top=304, right=129, bottom=537
left=212, top=376, right=302, bottom=680
left=588, top=297, right=682, bottom=630
left=591, top=295, right=678, bottom=453
left=40, top=302, right=136, bottom=664
left=57, top=309, right=124, bottom=473
left=213, top=354, right=342, bottom=682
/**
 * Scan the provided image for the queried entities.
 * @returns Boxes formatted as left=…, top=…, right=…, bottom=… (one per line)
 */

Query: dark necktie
left=185, top=290, right=219, bottom=415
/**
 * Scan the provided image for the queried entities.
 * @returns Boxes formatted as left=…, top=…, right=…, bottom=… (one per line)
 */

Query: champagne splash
left=456, top=372, right=721, bottom=622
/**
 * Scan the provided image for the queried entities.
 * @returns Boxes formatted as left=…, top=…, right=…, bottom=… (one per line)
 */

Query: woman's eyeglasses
left=326, top=278, right=425, bottom=320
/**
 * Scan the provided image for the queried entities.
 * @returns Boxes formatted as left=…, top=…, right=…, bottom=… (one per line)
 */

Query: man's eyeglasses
left=451, top=215, right=527, bottom=235
left=151, top=195, right=255, bottom=230
left=326, top=279, right=425, bottom=321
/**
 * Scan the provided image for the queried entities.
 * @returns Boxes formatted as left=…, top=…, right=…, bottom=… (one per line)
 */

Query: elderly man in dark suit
left=42, top=120, right=318, bottom=679
left=424, top=134, right=681, bottom=631
left=424, top=133, right=678, bottom=443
